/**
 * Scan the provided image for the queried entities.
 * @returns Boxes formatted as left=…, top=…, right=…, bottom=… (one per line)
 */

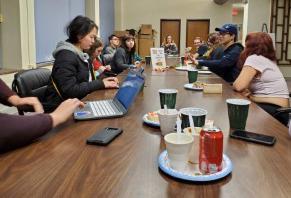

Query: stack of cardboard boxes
left=138, top=24, right=155, bottom=57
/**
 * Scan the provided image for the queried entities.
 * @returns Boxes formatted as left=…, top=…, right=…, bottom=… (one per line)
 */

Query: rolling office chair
left=12, top=68, right=51, bottom=115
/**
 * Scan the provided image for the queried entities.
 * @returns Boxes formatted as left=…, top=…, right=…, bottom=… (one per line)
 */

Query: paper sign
left=150, top=48, right=166, bottom=69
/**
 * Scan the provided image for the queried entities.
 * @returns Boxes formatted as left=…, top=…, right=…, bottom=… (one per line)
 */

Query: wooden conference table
left=0, top=67, right=290, bottom=198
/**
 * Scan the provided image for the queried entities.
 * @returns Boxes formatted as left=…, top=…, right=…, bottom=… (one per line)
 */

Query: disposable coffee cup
left=145, top=56, right=151, bottom=66
left=158, top=109, right=178, bottom=136
left=180, top=107, right=207, bottom=129
left=183, top=127, right=201, bottom=164
left=164, top=133, right=193, bottom=171
left=226, top=98, right=251, bottom=130
left=187, top=69, right=198, bottom=83
left=180, top=56, right=185, bottom=66
left=159, top=89, right=178, bottom=109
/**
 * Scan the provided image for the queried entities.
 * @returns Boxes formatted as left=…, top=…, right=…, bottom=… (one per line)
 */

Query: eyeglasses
left=112, top=38, right=119, bottom=41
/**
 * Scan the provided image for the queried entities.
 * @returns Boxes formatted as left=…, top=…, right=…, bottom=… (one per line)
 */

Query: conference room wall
left=115, top=0, right=273, bottom=55
left=115, top=0, right=233, bottom=54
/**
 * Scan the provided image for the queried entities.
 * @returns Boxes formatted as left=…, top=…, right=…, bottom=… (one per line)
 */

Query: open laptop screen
left=114, top=74, right=144, bottom=110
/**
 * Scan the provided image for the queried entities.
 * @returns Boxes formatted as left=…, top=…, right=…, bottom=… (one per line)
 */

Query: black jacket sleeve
left=0, top=113, right=53, bottom=152
left=53, top=50, right=105, bottom=99
left=197, top=45, right=242, bottom=69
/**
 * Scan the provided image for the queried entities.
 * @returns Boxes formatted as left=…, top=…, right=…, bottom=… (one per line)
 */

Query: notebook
left=74, top=73, right=144, bottom=120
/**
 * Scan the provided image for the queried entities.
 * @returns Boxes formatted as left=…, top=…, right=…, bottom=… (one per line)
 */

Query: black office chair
left=12, top=68, right=51, bottom=115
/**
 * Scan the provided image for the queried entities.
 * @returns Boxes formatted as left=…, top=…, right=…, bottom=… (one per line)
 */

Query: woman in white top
left=233, top=32, right=289, bottom=125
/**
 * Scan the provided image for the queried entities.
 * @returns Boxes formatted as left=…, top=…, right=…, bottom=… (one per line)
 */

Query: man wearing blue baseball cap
left=193, top=23, right=244, bottom=82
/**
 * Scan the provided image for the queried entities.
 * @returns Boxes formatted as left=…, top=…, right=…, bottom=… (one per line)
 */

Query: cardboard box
left=138, top=38, right=155, bottom=57
left=138, top=34, right=154, bottom=39
left=113, top=30, right=129, bottom=38
left=140, top=24, right=152, bottom=35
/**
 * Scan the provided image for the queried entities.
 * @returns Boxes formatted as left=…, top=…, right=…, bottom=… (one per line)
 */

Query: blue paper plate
left=143, top=112, right=160, bottom=127
left=158, top=150, right=232, bottom=182
left=184, top=83, right=203, bottom=91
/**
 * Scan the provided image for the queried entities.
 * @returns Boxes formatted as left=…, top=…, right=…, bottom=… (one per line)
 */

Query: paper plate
left=158, top=150, right=232, bottom=182
left=184, top=83, right=203, bottom=91
left=143, top=111, right=160, bottom=127
left=175, top=66, right=191, bottom=71
left=198, top=70, right=212, bottom=74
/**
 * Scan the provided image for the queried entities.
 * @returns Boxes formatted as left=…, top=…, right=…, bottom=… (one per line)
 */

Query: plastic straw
left=189, top=115, right=196, bottom=135
left=164, top=104, right=168, bottom=114
left=176, top=116, right=182, bottom=134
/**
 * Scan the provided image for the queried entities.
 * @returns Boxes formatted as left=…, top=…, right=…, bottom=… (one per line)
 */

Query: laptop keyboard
left=89, top=100, right=119, bottom=116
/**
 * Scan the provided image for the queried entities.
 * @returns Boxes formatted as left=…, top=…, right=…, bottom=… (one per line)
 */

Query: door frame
left=160, top=19, right=181, bottom=53
left=186, top=19, right=210, bottom=47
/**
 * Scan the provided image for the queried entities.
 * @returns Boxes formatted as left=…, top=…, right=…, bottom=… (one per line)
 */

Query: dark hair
left=108, top=34, right=118, bottom=41
left=66, top=15, right=98, bottom=44
left=85, top=38, right=103, bottom=57
left=121, top=34, right=136, bottom=53
left=231, top=33, right=238, bottom=42
left=237, top=32, right=276, bottom=69
left=208, top=32, right=220, bottom=45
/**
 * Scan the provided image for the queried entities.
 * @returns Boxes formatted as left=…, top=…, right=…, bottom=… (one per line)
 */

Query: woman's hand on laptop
left=103, top=77, right=119, bottom=88
left=50, top=98, right=84, bottom=127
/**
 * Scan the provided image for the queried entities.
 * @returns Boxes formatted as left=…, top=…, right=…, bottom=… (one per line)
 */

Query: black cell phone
left=86, top=127, right=123, bottom=146
left=230, top=130, right=276, bottom=146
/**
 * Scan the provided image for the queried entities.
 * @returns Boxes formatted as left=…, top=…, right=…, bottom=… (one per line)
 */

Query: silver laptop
left=74, top=74, right=144, bottom=120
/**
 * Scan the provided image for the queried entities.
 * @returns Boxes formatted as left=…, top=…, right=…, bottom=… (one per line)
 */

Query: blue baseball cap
left=215, top=24, right=238, bottom=36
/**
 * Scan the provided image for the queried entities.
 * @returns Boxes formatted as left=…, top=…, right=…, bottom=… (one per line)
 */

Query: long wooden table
left=0, top=67, right=290, bottom=197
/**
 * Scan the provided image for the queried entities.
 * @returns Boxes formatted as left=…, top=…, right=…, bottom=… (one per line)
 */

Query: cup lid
left=226, top=98, right=251, bottom=105
left=179, top=107, right=207, bottom=116
left=164, top=133, right=193, bottom=145
left=159, top=89, right=178, bottom=94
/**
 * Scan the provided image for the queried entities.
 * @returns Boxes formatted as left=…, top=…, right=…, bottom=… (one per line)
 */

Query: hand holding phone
left=87, top=127, right=123, bottom=146
left=230, top=130, right=276, bottom=146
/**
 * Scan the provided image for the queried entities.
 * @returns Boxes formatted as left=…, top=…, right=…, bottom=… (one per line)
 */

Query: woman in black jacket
left=44, top=16, right=119, bottom=112
left=110, top=34, right=141, bottom=74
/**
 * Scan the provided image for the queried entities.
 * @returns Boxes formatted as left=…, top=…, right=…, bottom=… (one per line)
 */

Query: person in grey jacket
left=43, top=16, right=118, bottom=112
left=102, top=34, right=120, bottom=65
left=110, top=34, right=141, bottom=74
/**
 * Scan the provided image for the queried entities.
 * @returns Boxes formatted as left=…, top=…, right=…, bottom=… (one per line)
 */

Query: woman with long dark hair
left=110, top=34, right=141, bottom=74
left=233, top=32, right=289, bottom=125
left=44, top=16, right=119, bottom=112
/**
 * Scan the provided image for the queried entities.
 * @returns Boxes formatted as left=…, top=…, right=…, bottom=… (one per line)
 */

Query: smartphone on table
left=229, top=130, right=276, bottom=146
left=87, top=127, right=123, bottom=146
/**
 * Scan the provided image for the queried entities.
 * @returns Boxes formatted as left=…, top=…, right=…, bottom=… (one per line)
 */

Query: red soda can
left=199, top=126, right=223, bottom=174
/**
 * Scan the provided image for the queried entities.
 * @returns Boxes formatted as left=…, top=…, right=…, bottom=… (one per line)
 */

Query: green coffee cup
left=180, top=107, right=207, bottom=129
left=226, top=99, right=251, bottom=130
left=188, top=69, right=198, bottom=83
left=159, top=89, right=178, bottom=109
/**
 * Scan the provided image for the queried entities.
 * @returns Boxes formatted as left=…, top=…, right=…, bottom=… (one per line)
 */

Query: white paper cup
left=183, top=127, right=201, bottom=164
left=158, top=109, right=178, bottom=136
left=164, top=133, right=193, bottom=171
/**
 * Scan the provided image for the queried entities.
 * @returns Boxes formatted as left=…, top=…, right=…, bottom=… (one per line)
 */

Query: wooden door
left=186, top=20, right=210, bottom=53
left=160, top=19, right=181, bottom=54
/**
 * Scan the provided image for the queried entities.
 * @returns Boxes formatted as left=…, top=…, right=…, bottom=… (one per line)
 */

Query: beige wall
left=0, top=0, right=36, bottom=70
left=85, top=0, right=100, bottom=36
left=115, top=0, right=234, bottom=54
left=0, top=0, right=22, bottom=69
left=246, top=0, right=271, bottom=33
